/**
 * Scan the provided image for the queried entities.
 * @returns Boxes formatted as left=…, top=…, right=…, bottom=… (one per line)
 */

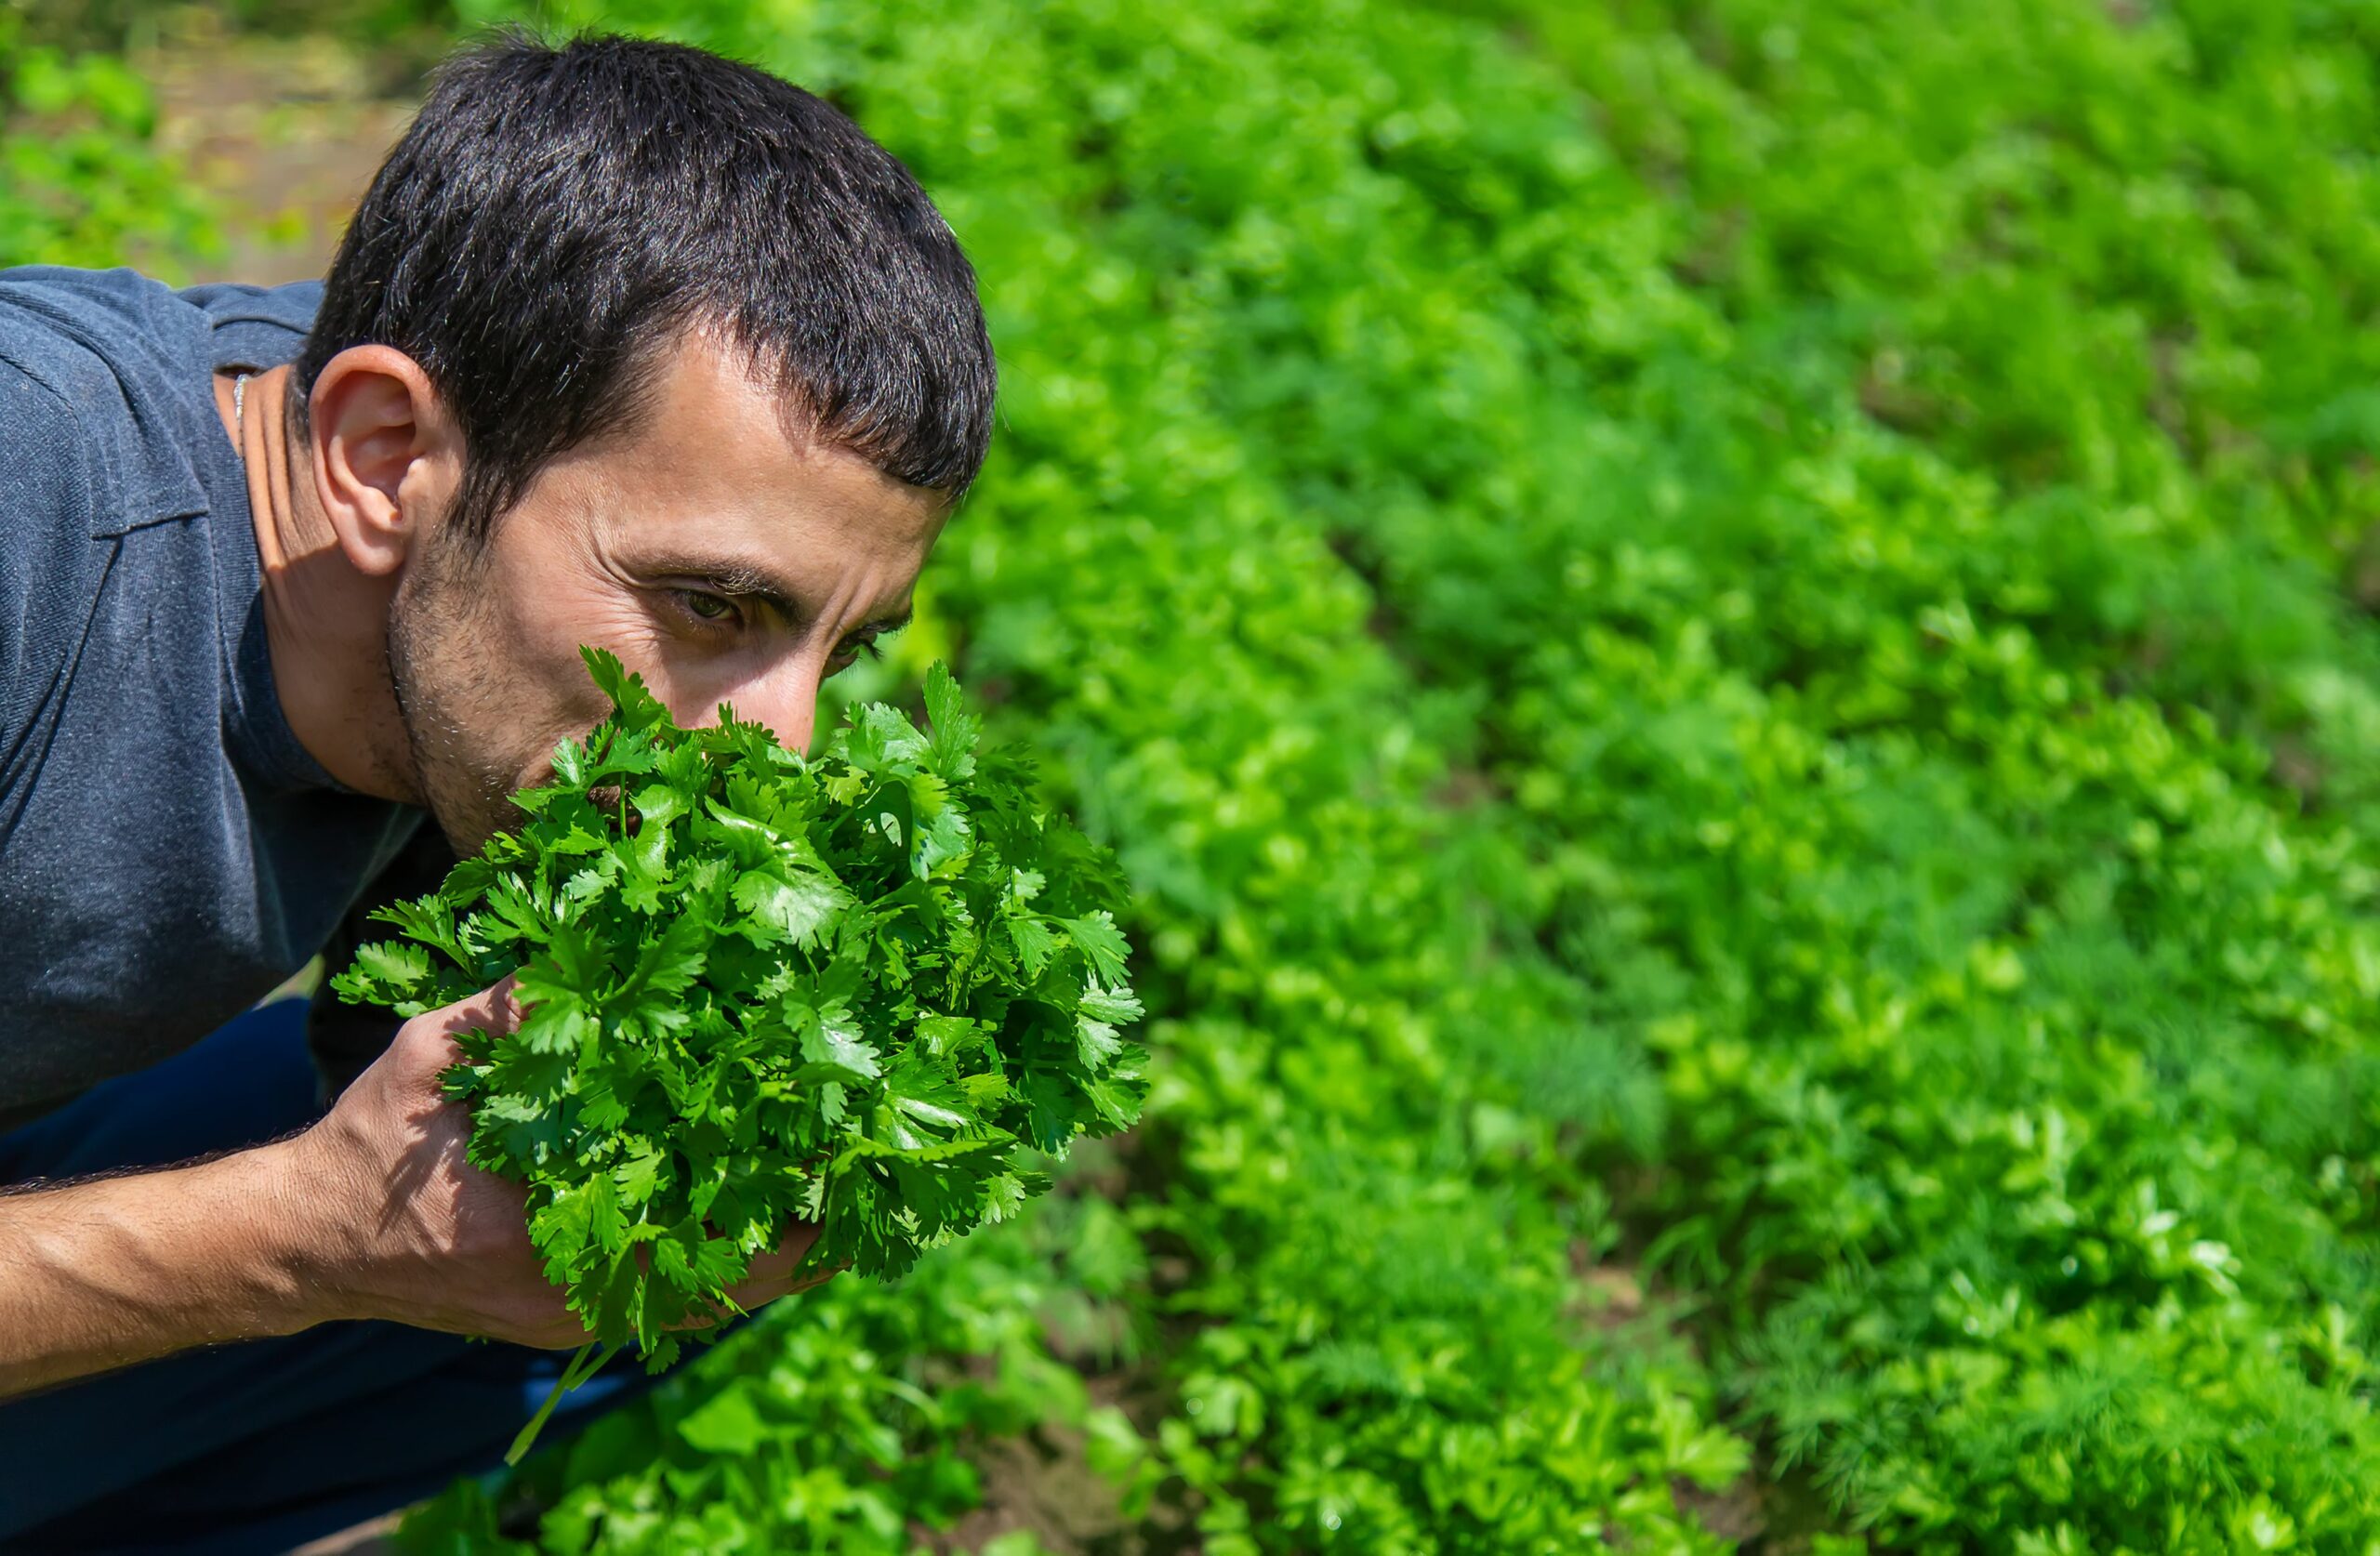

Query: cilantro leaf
left=336, top=653, right=1146, bottom=1453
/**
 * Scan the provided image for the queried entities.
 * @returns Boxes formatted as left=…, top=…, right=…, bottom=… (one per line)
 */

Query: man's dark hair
left=294, top=30, right=996, bottom=547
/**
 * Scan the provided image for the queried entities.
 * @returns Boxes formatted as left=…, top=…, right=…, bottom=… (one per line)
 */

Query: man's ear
left=304, top=345, right=456, bottom=579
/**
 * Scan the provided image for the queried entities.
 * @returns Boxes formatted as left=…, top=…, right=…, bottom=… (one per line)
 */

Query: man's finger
left=734, top=1220, right=824, bottom=1284
left=786, top=1262, right=844, bottom=1296
left=744, top=1244, right=795, bottom=1282
left=732, top=1244, right=834, bottom=1297
left=469, top=973, right=523, bottom=1034
left=716, top=1260, right=841, bottom=1316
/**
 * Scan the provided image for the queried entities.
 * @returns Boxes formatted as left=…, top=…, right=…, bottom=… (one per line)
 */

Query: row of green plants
left=1195, top=0, right=2380, bottom=1545
left=1448, top=4, right=2380, bottom=1547
left=425, top=0, right=1752, bottom=1547
left=7, top=3, right=1750, bottom=1551
left=17, top=0, right=2380, bottom=1549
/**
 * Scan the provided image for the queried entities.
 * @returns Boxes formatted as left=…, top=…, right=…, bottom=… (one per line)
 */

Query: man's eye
left=675, top=589, right=739, bottom=627
left=829, top=635, right=888, bottom=672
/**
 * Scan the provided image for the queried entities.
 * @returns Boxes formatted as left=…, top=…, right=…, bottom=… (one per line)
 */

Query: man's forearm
left=0, top=1141, right=334, bottom=1399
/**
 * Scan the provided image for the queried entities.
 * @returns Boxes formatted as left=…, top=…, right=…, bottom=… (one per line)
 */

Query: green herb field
left=12, top=0, right=2380, bottom=1549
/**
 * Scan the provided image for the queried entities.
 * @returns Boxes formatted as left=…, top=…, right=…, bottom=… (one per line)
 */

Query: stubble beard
left=385, top=534, right=523, bottom=860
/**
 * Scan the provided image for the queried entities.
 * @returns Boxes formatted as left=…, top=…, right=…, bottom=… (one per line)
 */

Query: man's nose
left=733, top=656, right=824, bottom=754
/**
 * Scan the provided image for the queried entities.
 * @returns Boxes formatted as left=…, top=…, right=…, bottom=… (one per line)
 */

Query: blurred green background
left=12, top=0, right=2380, bottom=1550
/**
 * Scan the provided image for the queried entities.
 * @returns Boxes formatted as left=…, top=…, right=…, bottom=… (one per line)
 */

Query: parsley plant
left=332, top=649, right=1145, bottom=1459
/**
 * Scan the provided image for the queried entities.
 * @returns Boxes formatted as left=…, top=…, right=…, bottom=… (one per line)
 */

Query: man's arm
left=0, top=981, right=830, bottom=1402
left=0, top=1136, right=329, bottom=1396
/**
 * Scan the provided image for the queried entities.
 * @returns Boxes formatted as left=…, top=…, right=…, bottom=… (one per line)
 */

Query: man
left=0, top=28, right=994, bottom=1550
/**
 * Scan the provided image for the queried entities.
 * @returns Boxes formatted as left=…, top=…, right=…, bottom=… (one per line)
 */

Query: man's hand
left=281, top=978, right=838, bottom=1349
left=0, top=981, right=836, bottom=1404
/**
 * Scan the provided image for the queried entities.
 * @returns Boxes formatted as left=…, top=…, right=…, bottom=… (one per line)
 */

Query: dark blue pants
left=0, top=998, right=659, bottom=1554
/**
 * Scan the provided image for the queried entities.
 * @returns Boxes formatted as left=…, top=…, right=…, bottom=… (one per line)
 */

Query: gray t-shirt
left=0, top=265, right=424, bottom=1127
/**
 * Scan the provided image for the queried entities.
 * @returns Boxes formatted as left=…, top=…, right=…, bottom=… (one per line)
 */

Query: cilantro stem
left=505, top=1340, right=613, bottom=1467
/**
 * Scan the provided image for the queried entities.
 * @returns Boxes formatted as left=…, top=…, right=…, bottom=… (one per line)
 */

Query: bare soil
left=132, top=9, right=424, bottom=285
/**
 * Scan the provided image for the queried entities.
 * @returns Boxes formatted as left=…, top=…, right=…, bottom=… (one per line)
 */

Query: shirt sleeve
left=0, top=357, right=108, bottom=777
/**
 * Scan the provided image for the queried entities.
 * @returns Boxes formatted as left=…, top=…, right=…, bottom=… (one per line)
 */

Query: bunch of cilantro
left=332, top=649, right=1145, bottom=1456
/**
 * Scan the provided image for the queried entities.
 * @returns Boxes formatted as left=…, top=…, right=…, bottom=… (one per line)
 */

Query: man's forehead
left=601, top=335, right=944, bottom=523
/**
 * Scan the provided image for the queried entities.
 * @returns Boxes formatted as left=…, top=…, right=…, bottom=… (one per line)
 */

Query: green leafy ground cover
left=13, top=0, right=2380, bottom=1549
